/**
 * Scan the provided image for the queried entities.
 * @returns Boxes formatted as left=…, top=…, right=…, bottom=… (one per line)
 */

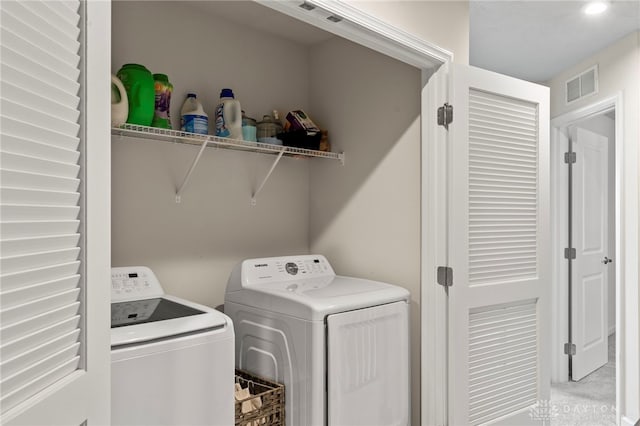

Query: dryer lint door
left=326, top=301, right=409, bottom=426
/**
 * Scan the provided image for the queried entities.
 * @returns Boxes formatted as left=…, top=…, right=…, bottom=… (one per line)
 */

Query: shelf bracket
left=251, top=148, right=286, bottom=206
left=175, top=138, right=209, bottom=203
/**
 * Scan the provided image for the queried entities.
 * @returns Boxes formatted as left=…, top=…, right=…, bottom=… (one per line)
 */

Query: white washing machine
left=224, top=255, right=410, bottom=426
left=111, top=266, right=234, bottom=426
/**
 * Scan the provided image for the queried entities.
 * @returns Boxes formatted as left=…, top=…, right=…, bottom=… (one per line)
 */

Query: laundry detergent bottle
left=151, top=73, right=172, bottom=129
left=180, top=93, right=208, bottom=135
left=111, top=74, right=128, bottom=127
left=214, top=88, right=243, bottom=140
left=116, top=63, right=155, bottom=126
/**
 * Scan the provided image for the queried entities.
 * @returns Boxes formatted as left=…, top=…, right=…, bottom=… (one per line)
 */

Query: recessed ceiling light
left=583, top=1, right=609, bottom=15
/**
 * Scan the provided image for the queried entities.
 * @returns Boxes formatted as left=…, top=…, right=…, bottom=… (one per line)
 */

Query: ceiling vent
left=566, top=65, right=598, bottom=104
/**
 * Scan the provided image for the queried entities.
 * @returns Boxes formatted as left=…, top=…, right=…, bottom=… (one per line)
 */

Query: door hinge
left=437, top=266, right=453, bottom=287
left=564, top=248, right=576, bottom=259
left=564, top=152, right=576, bottom=164
left=437, top=103, right=453, bottom=130
left=564, top=343, right=576, bottom=356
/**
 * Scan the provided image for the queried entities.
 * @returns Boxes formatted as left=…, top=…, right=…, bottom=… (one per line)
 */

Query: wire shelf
left=111, top=124, right=344, bottom=204
left=111, top=124, right=344, bottom=162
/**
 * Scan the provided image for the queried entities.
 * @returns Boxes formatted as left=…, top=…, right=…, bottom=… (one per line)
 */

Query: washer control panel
left=242, top=255, right=335, bottom=285
left=111, top=298, right=161, bottom=326
left=111, top=266, right=164, bottom=302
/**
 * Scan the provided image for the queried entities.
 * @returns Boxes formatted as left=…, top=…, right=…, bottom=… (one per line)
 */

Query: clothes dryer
left=224, top=255, right=410, bottom=426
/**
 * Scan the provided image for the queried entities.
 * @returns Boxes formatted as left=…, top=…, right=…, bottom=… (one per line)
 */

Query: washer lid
left=225, top=275, right=410, bottom=321
left=110, top=294, right=229, bottom=347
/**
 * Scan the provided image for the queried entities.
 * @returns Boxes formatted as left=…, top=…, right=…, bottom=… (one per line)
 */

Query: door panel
left=571, top=126, right=609, bottom=381
left=327, top=302, right=409, bottom=426
left=0, top=1, right=111, bottom=425
left=446, top=64, right=550, bottom=426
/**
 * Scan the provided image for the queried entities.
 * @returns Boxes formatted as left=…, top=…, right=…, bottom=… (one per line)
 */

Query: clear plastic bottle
left=272, top=109, right=284, bottom=134
left=214, top=88, right=243, bottom=140
left=180, top=93, right=208, bottom=135
left=241, top=111, right=257, bottom=142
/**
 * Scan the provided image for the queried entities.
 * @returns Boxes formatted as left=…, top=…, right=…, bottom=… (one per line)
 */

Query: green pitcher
left=116, top=64, right=155, bottom=126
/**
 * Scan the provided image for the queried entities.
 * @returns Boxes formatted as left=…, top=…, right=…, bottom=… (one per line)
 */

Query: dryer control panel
left=111, top=266, right=164, bottom=302
left=242, top=255, right=335, bottom=286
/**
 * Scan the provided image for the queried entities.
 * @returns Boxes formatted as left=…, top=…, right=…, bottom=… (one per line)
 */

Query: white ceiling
left=186, top=1, right=334, bottom=46
left=470, top=0, right=640, bottom=83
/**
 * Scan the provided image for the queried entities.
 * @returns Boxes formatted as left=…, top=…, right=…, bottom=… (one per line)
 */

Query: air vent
left=566, top=65, right=598, bottom=104
left=299, top=2, right=316, bottom=11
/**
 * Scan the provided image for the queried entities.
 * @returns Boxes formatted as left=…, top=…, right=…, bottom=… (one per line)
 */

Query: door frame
left=422, top=65, right=553, bottom=426
left=550, top=94, right=624, bottom=419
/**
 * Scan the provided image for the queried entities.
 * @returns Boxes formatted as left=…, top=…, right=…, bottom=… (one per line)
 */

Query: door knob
left=602, top=257, right=613, bottom=264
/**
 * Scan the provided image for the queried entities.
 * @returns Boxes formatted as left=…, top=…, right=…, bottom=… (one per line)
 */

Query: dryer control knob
left=285, top=262, right=299, bottom=275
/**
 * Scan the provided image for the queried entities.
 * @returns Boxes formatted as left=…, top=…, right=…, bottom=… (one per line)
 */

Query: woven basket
left=235, top=369, right=285, bottom=426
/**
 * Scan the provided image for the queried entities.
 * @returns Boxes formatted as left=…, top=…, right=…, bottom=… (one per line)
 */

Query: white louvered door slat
left=1, top=135, right=81, bottom=163
left=0, top=0, right=85, bottom=420
left=447, top=64, right=550, bottom=426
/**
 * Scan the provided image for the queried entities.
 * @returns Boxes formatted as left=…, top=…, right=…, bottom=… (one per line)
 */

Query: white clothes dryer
left=224, top=255, right=410, bottom=426
left=111, top=266, right=234, bottom=426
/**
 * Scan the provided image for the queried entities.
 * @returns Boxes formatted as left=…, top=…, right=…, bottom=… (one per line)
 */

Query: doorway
left=550, top=97, right=621, bottom=425
left=551, top=110, right=617, bottom=425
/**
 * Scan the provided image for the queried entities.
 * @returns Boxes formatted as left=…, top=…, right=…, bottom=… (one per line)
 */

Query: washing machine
left=111, top=266, right=234, bottom=426
left=224, top=255, right=410, bottom=426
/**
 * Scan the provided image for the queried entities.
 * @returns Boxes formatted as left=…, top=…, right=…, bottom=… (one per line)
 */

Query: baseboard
left=620, top=415, right=639, bottom=426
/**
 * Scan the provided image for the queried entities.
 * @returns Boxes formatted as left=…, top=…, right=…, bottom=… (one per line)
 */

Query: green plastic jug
left=116, top=64, right=155, bottom=126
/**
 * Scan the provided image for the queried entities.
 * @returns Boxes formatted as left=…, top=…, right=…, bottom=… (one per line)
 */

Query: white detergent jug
left=111, top=74, right=128, bottom=127
left=180, top=93, right=208, bottom=135
left=214, top=88, right=243, bottom=140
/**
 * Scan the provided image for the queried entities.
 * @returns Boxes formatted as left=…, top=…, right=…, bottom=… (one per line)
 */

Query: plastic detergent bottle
left=241, top=111, right=257, bottom=142
left=116, top=63, right=155, bottom=126
left=180, top=93, right=208, bottom=135
left=151, top=74, right=172, bottom=129
left=215, top=88, right=243, bottom=140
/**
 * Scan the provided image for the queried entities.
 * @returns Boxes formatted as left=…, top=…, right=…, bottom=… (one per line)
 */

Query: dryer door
left=327, top=301, right=409, bottom=426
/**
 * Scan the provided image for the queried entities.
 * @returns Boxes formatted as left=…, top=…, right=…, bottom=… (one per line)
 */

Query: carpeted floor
left=550, top=334, right=616, bottom=426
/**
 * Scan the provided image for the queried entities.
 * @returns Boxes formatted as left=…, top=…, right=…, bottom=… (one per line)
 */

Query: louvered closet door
left=447, top=65, right=550, bottom=425
left=0, top=1, right=110, bottom=424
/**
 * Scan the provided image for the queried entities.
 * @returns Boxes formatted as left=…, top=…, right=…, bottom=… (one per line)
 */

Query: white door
left=570, top=126, right=610, bottom=381
left=0, top=1, right=111, bottom=425
left=441, top=64, right=550, bottom=425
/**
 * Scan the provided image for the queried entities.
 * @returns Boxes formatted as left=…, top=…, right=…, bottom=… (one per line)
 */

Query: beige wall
left=112, top=2, right=470, bottom=424
left=111, top=1, right=312, bottom=305
left=308, top=36, right=422, bottom=424
left=112, top=1, right=311, bottom=135
left=350, top=0, right=470, bottom=65
left=547, top=31, right=640, bottom=421
left=306, top=4, right=469, bottom=424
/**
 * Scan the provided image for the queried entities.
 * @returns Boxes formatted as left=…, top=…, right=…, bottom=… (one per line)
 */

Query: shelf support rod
left=251, top=148, right=286, bottom=206
left=175, top=138, right=209, bottom=203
